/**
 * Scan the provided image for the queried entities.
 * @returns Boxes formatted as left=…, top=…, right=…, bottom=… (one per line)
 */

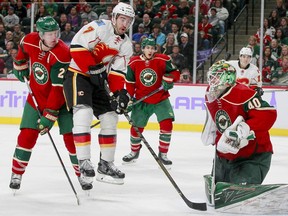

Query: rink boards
left=0, top=79, right=287, bottom=136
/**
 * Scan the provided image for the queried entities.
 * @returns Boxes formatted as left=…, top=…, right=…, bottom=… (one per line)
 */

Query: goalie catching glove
left=88, top=63, right=107, bottom=88
left=217, top=115, right=255, bottom=154
left=110, top=89, right=131, bottom=114
left=37, top=109, right=59, bottom=135
left=162, top=74, right=174, bottom=91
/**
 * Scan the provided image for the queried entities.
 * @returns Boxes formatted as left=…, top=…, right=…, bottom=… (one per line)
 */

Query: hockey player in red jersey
left=10, top=16, right=92, bottom=191
left=202, top=60, right=277, bottom=184
left=122, top=38, right=180, bottom=167
left=63, top=2, right=135, bottom=185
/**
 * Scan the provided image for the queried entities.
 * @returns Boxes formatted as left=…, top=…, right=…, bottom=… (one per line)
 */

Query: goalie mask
left=112, top=2, right=135, bottom=35
left=36, top=16, right=60, bottom=48
left=207, top=60, right=236, bottom=101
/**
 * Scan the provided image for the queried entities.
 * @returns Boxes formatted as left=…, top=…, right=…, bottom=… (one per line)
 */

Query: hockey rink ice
left=0, top=124, right=287, bottom=216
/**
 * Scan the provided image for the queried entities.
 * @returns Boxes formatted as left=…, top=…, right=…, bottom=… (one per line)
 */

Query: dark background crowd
left=0, top=0, right=288, bottom=85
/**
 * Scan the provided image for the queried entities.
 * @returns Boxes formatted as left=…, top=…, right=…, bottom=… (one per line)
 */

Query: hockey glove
left=110, top=89, right=131, bottom=114
left=37, top=109, right=59, bottom=135
left=88, top=63, right=107, bottom=88
left=13, top=68, right=29, bottom=83
left=126, top=97, right=136, bottom=113
left=217, top=116, right=255, bottom=154
left=162, top=74, right=174, bottom=91
left=255, top=87, right=264, bottom=97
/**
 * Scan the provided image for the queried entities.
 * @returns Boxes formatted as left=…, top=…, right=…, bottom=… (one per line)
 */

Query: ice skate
left=78, top=175, right=93, bottom=191
left=122, top=151, right=140, bottom=164
left=9, top=173, right=22, bottom=194
left=158, top=152, right=172, bottom=169
left=96, top=159, right=125, bottom=185
left=79, top=159, right=95, bottom=177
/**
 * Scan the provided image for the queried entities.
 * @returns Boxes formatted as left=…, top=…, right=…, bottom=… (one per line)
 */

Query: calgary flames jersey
left=126, top=53, right=180, bottom=104
left=15, top=32, right=71, bottom=112
left=205, top=83, right=277, bottom=161
left=228, top=60, right=262, bottom=89
left=69, top=19, right=133, bottom=92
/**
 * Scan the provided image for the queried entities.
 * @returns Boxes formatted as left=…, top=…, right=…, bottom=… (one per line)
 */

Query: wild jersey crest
left=32, top=62, right=49, bottom=85
left=215, top=110, right=232, bottom=133
left=140, top=68, right=157, bottom=87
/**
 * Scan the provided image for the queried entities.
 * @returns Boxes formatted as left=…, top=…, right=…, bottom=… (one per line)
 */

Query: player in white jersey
left=228, top=47, right=263, bottom=96
left=63, top=2, right=135, bottom=185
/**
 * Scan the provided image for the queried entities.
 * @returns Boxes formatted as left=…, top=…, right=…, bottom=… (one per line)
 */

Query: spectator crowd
left=3, top=0, right=287, bottom=85
left=245, top=0, right=288, bottom=85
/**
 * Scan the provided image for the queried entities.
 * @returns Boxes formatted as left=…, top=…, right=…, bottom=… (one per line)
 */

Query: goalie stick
left=90, top=86, right=163, bottom=129
left=24, top=77, right=80, bottom=205
left=103, top=79, right=207, bottom=211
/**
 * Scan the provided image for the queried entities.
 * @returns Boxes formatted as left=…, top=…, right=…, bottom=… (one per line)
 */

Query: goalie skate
left=122, top=151, right=140, bottom=164
left=96, top=159, right=125, bottom=185
left=9, top=173, right=22, bottom=191
left=79, top=159, right=95, bottom=177
left=78, top=176, right=93, bottom=190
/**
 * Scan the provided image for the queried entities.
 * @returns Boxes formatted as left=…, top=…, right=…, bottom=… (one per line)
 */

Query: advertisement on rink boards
left=0, top=80, right=287, bottom=136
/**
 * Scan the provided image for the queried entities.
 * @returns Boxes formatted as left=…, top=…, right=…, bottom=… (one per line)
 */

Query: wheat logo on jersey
left=215, top=110, right=231, bottom=133
left=32, top=62, right=49, bottom=85
left=140, top=68, right=157, bottom=87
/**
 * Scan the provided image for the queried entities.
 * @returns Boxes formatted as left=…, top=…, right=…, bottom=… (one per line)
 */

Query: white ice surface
left=0, top=125, right=287, bottom=216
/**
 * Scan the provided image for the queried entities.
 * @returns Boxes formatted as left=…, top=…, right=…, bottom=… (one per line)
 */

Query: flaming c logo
left=92, top=42, right=119, bottom=65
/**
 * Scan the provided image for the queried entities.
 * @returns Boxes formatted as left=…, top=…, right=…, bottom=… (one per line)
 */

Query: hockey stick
left=24, top=77, right=80, bottom=205
left=89, top=84, right=163, bottom=129
left=103, top=79, right=207, bottom=211
left=131, top=86, right=164, bottom=106
left=90, top=121, right=100, bottom=129
left=123, top=112, right=207, bottom=211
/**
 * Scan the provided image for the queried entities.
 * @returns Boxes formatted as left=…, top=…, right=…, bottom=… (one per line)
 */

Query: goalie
left=202, top=60, right=277, bottom=185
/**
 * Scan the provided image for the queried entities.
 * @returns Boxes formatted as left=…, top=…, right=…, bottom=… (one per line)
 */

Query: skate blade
left=84, top=190, right=91, bottom=197
left=122, top=159, right=138, bottom=165
left=96, top=173, right=124, bottom=185
left=11, top=189, right=18, bottom=196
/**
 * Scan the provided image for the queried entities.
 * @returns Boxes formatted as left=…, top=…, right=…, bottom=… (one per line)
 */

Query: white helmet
left=239, top=47, right=252, bottom=57
left=112, top=2, right=135, bottom=29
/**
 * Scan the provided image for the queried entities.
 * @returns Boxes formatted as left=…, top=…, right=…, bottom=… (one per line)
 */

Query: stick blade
left=183, top=197, right=207, bottom=211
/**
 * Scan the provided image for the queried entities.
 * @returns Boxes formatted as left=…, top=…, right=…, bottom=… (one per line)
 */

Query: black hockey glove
left=111, top=89, right=131, bottom=114
left=255, top=87, right=264, bottom=97
left=88, top=63, right=107, bottom=88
